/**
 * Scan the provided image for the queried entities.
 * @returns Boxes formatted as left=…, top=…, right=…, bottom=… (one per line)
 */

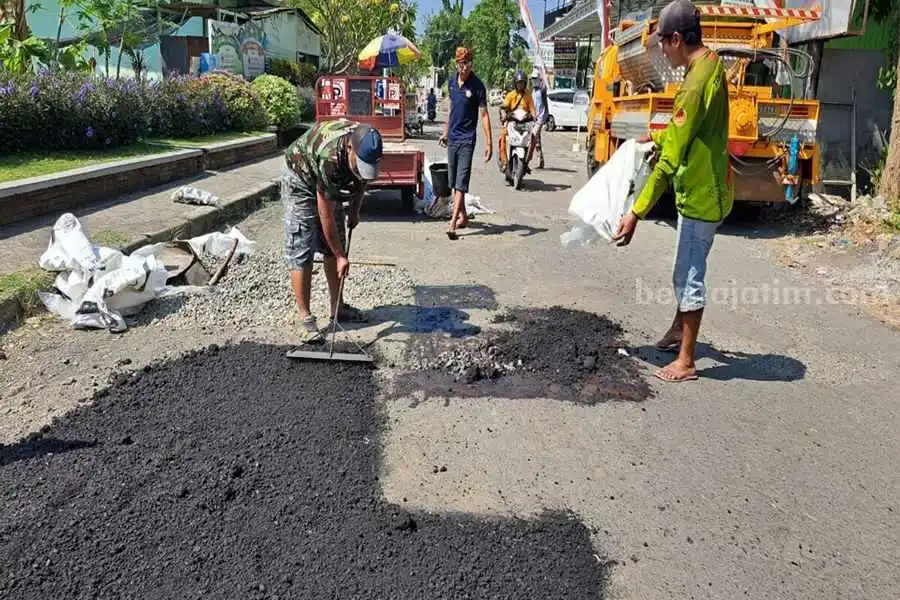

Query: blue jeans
left=672, top=214, right=721, bottom=312
left=447, top=141, right=475, bottom=194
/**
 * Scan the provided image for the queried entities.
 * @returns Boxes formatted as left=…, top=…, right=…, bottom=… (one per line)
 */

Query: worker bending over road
left=613, top=0, right=733, bottom=382
left=282, top=118, right=384, bottom=342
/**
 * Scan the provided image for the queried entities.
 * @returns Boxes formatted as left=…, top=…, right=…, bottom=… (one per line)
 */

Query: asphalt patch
left=0, top=343, right=607, bottom=599
left=398, top=306, right=654, bottom=404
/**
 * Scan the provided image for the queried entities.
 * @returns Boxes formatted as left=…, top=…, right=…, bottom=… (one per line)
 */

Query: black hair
left=680, top=24, right=702, bottom=46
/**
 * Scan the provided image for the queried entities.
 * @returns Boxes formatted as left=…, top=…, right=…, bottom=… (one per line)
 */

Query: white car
left=488, top=89, right=504, bottom=106
left=545, top=88, right=590, bottom=131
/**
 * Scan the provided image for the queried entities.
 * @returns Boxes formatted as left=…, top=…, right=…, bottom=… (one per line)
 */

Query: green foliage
left=295, top=85, right=316, bottom=121
left=0, top=70, right=268, bottom=152
left=252, top=74, right=302, bottom=130
left=423, top=0, right=527, bottom=88
left=877, top=65, right=897, bottom=92
left=421, top=0, right=465, bottom=85
left=287, top=0, right=418, bottom=73
left=269, top=58, right=319, bottom=86
left=0, top=25, right=51, bottom=75
left=203, top=72, right=269, bottom=132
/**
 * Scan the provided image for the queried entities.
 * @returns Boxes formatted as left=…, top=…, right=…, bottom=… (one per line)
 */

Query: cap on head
left=514, top=70, right=526, bottom=83
left=349, top=124, right=383, bottom=181
left=657, top=0, right=701, bottom=40
left=455, top=47, right=473, bottom=62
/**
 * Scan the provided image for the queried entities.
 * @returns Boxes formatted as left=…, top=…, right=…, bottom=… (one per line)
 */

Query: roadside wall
left=815, top=48, right=894, bottom=191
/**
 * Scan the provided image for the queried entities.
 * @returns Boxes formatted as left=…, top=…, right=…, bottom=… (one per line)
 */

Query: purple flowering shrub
left=145, top=74, right=228, bottom=138
left=0, top=69, right=268, bottom=152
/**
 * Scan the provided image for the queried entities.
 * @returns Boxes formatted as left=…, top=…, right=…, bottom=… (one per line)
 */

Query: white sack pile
left=38, top=213, right=255, bottom=333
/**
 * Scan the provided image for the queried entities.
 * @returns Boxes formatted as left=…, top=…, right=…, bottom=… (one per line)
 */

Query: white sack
left=36, top=213, right=254, bottom=333
left=184, top=227, right=256, bottom=259
left=561, top=139, right=655, bottom=247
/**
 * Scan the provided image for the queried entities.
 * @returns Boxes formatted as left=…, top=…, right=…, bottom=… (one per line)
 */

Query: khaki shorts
left=282, top=168, right=346, bottom=270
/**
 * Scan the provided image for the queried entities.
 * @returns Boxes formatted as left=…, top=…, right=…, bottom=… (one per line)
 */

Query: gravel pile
left=0, top=343, right=606, bottom=599
left=143, top=248, right=416, bottom=331
left=403, top=306, right=653, bottom=404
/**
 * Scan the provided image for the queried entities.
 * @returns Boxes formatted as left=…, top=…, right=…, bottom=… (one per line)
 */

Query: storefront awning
left=540, top=0, right=603, bottom=41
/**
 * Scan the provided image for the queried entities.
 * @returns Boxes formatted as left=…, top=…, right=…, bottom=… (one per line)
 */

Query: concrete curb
left=0, top=180, right=279, bottom=336
left=0, top=134, right=279, bottom=227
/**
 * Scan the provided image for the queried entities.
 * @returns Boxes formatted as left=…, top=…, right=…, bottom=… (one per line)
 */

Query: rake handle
left=328, top=226, right=353, bottom=358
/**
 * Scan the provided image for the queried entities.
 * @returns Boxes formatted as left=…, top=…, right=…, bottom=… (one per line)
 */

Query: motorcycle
left=501, top=108, right=534, bottom=190
left=426, top=104, right=436, bottom=122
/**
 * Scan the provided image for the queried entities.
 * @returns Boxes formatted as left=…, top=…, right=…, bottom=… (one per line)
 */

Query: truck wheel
left=401, top=188, right=416, bottom=213
left=586, top=138, right=600, bottom=179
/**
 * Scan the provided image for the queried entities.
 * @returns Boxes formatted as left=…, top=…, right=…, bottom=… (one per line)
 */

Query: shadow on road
left=634, top=343, right=807, bottom=382
left=458, top=222, right=549, bottom=238
left=521, top=180, right=572, bottom=193
left=539, top=167, right=577, bottom=173
left=366, top=304, right=482, bottom=339
left=0, top=437, right=98, bottom=466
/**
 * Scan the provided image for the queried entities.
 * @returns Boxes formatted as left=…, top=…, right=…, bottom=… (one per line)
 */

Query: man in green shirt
left=613, top=0, right=733, bottom=382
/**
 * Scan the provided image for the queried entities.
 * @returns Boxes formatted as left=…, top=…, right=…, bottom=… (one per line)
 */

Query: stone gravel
left=142, top=248, right=416, bottom=332
left=399, top=307, right=654, bottom=404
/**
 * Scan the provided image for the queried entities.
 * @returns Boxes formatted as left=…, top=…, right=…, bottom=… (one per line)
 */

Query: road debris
left=401, top=306, right=653, bottom=404
left=170, top=186, right=219, bottom=207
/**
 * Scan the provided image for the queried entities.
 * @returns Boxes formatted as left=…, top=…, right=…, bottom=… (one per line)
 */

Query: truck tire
left=586, top=137, right=600, bottom=179
left=401, top=188, right=416, bottom=213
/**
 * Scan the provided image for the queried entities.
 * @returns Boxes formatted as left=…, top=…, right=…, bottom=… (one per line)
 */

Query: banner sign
left=553, top=39, right=577, bottom=79
left=516, top=0, right=550, bottom=89
left=747, top=0, right=854, bottom=43
left=209, top=19, right=268, bottom=79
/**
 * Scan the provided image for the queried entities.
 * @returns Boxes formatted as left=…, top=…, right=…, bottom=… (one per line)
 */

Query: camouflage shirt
left=284, top=119, right=366, bottom=203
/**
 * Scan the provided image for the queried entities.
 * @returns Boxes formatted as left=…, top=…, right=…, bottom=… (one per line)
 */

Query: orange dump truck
left=585, top=4, right=823, bottom=205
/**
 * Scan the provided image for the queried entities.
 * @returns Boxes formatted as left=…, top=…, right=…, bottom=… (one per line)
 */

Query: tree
left=421, top=0, right=464, bottom=85
left=287, top=0, right=418, bottom=73
left=463, top=0, right=526, bottom=88
left=874, top=0, right=899, bottom=206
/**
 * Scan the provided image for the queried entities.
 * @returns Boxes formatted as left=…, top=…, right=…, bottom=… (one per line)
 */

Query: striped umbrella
left=358, top=33, right=422, bottom=70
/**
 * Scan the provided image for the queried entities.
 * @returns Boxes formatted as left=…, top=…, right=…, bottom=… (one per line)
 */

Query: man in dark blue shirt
left=438, top=46, right=492, bottom=240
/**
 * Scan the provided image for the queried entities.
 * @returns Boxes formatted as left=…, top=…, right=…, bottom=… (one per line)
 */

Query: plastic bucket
left=429, top=162, right=451, bottom=198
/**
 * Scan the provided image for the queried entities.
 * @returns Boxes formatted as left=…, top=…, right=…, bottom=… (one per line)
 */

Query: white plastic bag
left=561, top=139, right=655, bottom=247
left=184, top=227, right=256, bottom=259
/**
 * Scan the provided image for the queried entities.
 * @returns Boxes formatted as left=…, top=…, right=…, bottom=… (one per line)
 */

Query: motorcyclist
left=497, top=70, right=535, bottom=172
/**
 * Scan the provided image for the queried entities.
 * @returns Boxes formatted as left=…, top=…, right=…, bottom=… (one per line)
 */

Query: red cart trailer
left=315, top=75, right=424, bottom=212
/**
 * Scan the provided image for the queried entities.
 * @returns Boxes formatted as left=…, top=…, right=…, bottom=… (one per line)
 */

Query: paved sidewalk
left=0, top=156, right=284, bottom=275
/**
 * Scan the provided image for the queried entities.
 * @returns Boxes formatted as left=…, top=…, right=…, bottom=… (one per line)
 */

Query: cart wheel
left=401, top=188, right=416, bottom=213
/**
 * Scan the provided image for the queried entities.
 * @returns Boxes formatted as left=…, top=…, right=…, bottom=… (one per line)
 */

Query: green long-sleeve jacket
left=631, top=48, right=733, bottom=223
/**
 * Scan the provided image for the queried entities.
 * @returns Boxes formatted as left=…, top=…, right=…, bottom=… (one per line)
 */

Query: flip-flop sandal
left=654, top=369, right=698, bottom=383
left=655, top=341, right=681, bottom=352
left=446, top=231, right=458, bottom=240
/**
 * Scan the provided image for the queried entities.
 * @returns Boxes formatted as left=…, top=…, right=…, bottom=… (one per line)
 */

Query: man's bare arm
left=480, top=105, right=493, bottom=161
left=316, top=187, right=346, bottom=258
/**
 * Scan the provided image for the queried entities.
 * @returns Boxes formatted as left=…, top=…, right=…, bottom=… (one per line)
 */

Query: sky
left=414, top=0, right=549, bottom=44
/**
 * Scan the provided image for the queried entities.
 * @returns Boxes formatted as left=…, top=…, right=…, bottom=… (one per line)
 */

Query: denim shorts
left=447, top=141, right=475, bottom=193
left=672, top=214, right=721, bottom=312
left=282, top=167, right=346, bottom=270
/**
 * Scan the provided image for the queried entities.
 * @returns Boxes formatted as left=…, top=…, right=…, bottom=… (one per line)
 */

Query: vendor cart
left=315, top=75, right=424, bottom=212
